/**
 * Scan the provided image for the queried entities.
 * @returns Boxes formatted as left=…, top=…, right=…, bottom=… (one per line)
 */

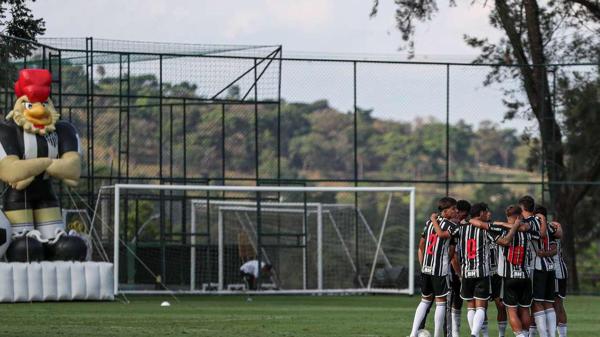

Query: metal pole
left=277, top=47, right=282, bottom=183
left=159, top=54, right=166, bottom=284
left=182, top=100, right=188, bottom=249
left=90, top=38, right=95, bottom=209
left=57, top=50, right=62, bottom=113
left=221, top=104, right=226, bottom=184
left=218, top=208, right=224, bottom=290
left=254, top=58, right=259, bottom=182
left=302, top=213, right=307, bottom=289
left=183, top=99, right=187, bottom=181
left=118, top=54, right=123, bottom=180
left=113, top=186, right=120, bottom=294
left=446, top=64, right=450, bottom=196
left=367, top=194, right=393, bottom=289
left=409, top=189, right=416, bottom=295
left=169, top=104, right=174, bottom=237
left=126, top=54, right=131, bottom=181
left=190, top=200, right=196, bottom=291
left=353, top=61, right=359, bottom=282
left=317, top=203, right=323, bottom=290
left=253, top=58, right=262, bottom=289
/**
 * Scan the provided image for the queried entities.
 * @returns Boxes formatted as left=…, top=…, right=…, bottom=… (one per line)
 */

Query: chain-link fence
left=0, top=35, right=598, bottom=293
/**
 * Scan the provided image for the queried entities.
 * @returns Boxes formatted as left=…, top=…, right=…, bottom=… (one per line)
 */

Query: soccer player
left=409, top=197, right=458, bottom=337
left=492, top=205, right=532, bottom=337
left=488, top=205, right=508, bottom=337
left=519, top=196, right=557, bottom=337
left=535, top=205, right=568, bottom=337
left=454, top=202, right=496, bottom=337
left=466, top=205, right=506, bottom=337
left=419, top=200, right=470, bottom=336
left=448, top=200, right=471, bottom=337
left=240, top=259, right=272, bottom=290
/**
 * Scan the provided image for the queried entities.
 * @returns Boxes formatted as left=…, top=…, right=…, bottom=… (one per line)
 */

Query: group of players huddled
left=409, top=196, right=568, bottom=337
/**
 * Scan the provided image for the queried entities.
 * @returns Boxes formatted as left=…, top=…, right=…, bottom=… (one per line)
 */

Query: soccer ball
left=416, top=330, right=432, bottom=337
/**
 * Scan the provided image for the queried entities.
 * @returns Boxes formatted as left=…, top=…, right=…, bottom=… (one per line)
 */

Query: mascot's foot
left=45, top=235, right=87, bottom=261
left=6, top=234, right=45, bottom=262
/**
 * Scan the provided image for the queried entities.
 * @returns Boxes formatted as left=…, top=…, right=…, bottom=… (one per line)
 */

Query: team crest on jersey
left=44, top=132, right=58, bottom=148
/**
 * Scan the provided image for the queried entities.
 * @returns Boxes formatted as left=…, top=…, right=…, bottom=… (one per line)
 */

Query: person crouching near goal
left=408, top=197, right=458, bottom=337
left=240, top=259, right=273, bottom=290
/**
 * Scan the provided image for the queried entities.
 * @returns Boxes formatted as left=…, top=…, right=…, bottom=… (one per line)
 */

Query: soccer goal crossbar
left=109, top=184, right=416, bottom=295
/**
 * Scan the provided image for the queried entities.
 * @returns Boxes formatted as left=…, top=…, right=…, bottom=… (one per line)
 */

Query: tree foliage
left=0, top=0, right=45, bottom=57
left=371, top=0, right=600, bottom=289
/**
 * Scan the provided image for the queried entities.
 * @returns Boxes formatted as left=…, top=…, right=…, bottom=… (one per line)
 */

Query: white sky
left=30, top=0, right=530, bottom=131
left=31, top=0, right=500, bottom=58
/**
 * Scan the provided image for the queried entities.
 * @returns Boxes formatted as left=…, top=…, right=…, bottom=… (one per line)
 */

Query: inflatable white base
left=0, top=261, right=114, bottom=302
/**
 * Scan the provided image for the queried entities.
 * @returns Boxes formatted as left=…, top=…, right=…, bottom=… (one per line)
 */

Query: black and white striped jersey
left=490, top=224, right=531, bottom=279
left=525, top=215, right=555, bottom=271
left=489, top=241, right=499, bottom=275
left=455, top=224, right=495, bottom=278
left=0, top=120, right=80, bottom=177
left=449, top=220, right=466, bottom=276
left=550, top=223, right=568, bottom=279
left=421, top=217, right=458, bottom=276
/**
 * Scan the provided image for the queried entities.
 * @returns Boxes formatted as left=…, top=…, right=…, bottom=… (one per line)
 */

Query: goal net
left=95, top=184, right=415, bottom=295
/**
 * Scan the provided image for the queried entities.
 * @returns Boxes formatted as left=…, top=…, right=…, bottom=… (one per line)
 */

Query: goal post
left=107, top=184, right=416, bottom=295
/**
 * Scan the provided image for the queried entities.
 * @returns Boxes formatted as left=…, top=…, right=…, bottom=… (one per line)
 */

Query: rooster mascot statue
left=0, top=69, right=87, bottom=262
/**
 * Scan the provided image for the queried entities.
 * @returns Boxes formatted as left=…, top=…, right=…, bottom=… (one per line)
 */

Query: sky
left=29, top=0, right=529, bottom=131
left=31, top=0, right=500, bottom=58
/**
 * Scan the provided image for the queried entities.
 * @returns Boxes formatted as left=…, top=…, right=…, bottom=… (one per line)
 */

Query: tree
left=0, top=0, right=45, bottom=107
left=370, top=0, right=600, bottom=289
left=0, top=0, right=45, bottom=57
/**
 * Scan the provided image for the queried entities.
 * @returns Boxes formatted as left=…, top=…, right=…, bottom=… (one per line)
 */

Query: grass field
left=2, top=295, right=598, bottom=336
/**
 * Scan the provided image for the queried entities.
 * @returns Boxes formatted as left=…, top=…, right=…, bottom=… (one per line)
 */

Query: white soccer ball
left=0, top=211, right=12, bottom=258
left=160, top=301, right=171, bottom=307
left=416, top=329, right=432, bottom=337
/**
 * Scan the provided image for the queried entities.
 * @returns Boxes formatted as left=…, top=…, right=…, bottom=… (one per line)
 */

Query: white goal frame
left=111, top=184, right=416, bottom=295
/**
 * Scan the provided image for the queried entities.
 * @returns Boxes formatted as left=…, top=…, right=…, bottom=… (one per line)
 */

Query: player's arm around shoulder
left=495, top=221, right=519, bottom=247
left=429, top=212, right=453, bottom=239
left=550, top=221, right=563, bottom=239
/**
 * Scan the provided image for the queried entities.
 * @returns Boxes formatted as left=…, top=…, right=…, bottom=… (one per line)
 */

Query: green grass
left=1, top=295, right=597, bottom=336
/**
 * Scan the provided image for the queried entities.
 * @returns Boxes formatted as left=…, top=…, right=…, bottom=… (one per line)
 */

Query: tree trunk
left=523, top=0, right=578, bottom=290
left=496, top=0, right=579, bottom=289
left=555, top=202, right=579, bottom=291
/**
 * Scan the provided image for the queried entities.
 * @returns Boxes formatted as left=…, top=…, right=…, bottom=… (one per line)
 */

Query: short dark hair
left=264, top=263, right=273, bottom=271
left=438, top=197, right=457, bottom=212
left=457, top=200, right=471, bottom=213
left=505, top=204, right=522, bottom=217
left=518, top=195, right=535, bottom=212
left=469, top=202, right=489, bottom=218
left=534, top=205, right=547, bottom=217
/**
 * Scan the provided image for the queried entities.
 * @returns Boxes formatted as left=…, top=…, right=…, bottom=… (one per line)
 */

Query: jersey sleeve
left=527, top=219, right=541, bottom=239
left=547, top=221, right=557, bottom=236
left=445, top=220, right=460, bottom=236
left=0, top=123, right=20, bottom=160
left=421, top=221, right=429, bottom=238
left=55, top=121, right=81, bottom=156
